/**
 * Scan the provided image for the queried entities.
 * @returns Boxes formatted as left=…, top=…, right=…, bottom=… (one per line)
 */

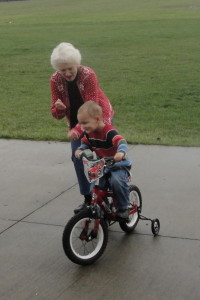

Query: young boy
left=75, top=100, right=132, bottom=220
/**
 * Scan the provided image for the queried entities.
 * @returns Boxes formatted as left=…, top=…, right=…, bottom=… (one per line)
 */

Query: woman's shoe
left=74, top=194, right=92, bottom=214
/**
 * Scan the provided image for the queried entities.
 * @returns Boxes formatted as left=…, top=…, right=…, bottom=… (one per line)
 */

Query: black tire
left=62, top=210, right=108, bottom=265
left=119, top=185, right=142, bottom=233
left=151, top=218, right=160, bottom=236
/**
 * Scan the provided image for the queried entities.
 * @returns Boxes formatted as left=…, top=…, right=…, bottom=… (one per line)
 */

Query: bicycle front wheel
left=62, top=210, right=108, bottom=265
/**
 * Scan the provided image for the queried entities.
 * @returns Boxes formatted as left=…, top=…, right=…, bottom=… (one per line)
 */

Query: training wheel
left=151, top=218, right=160, bottom=236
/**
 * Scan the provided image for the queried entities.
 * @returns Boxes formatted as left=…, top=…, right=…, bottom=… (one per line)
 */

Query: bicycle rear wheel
left=62, top=210, right=108, bottom=265
left=119, top=185, right=142, bottom=233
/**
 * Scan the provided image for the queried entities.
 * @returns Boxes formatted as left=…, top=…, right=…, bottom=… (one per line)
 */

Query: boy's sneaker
left=115, top=209, right=129, bottom=220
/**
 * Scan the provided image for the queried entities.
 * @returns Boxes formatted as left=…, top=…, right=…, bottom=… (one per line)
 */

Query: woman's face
left=57, top=63, right=78, bottom=81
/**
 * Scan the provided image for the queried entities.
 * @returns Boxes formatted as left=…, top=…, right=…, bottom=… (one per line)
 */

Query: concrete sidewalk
left=0, top=139, right=200, bottom=300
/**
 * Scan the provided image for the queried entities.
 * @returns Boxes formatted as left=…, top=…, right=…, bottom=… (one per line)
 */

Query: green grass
left=0, top=0, right=200, bottom=146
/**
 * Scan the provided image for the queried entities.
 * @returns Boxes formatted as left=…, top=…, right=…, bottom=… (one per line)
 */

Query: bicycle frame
left=82, top=155, right=139, bottom=221
left=79, top=183, right=139, bottom=242
left=89, top=184, right=138, bottom=223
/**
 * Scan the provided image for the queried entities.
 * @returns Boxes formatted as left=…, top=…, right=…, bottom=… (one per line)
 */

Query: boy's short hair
left=78, top=100, right=103, bottom=118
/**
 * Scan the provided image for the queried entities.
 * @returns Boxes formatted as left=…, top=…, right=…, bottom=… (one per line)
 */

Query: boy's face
left=78, top=112, right=99, bottom=134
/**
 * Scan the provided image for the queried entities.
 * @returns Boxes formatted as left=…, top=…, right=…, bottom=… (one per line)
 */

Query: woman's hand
left=114, top=152, right=125, bottom=162
left=55, top=99, right=66, bottom=110
left=68, top=129, right=79, bottom=141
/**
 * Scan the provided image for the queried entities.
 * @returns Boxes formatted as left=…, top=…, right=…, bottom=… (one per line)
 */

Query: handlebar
left=79, top=149, right=131, bottom=169
left=79, top=149, right=115, bottom=166
left=79, top=149, right=131, bottom=182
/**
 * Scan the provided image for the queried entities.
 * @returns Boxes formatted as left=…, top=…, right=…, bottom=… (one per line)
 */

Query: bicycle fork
left=79, top=219, right=100, bottom=241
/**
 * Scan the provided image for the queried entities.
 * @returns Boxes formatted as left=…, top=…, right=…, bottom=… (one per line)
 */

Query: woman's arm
left=50, top=77, right=66, bottom=120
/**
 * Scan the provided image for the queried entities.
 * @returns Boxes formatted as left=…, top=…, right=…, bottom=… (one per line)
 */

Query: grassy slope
left=0, top=0, right=199, bottom=145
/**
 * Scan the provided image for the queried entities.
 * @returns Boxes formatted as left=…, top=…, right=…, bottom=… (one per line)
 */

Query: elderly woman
left=50, top=42, right=114, bottom=213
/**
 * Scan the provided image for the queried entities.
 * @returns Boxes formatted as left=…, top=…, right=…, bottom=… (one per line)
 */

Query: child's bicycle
left=62, top=150, right=160, bottom=265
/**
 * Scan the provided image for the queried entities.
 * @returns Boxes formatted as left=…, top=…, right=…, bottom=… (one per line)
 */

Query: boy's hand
left=75, top=149, right=82, bottom=159
left=114, top=152, right=125, bottom=162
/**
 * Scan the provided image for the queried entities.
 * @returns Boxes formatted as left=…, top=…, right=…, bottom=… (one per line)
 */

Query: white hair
left=50, top=42, right=81, bottom=70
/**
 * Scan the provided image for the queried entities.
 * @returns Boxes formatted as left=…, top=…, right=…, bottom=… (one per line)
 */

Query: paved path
left=0, top=139, right=200, bottom=300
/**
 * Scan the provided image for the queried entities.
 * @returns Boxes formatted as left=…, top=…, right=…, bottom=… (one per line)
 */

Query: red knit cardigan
left=50, top=66, right=114, bottom=136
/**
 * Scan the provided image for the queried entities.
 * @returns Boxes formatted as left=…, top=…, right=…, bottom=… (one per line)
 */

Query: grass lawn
left=0, top=0, right=199, bottom=146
